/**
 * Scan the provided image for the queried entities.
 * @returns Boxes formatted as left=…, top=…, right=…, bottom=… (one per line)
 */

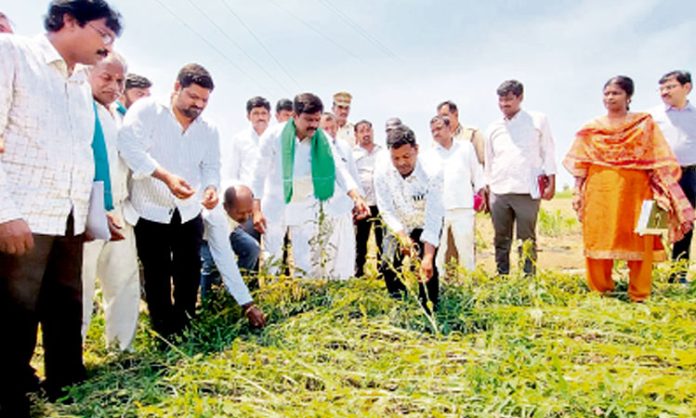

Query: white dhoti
left=326, top=212, right=356, bottom=280
left=436, top=208, right=475, bottom=273
left=82, top=206, right=140, bottom=351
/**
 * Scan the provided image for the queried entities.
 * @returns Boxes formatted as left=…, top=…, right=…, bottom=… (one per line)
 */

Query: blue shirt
left=650, top=101, right=696, bottom=166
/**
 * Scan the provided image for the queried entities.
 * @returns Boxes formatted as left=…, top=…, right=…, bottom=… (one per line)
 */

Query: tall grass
left=38, top=270, right=695, bottom=418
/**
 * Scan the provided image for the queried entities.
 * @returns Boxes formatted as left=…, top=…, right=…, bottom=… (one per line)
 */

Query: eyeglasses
left=88, top=23, right=114, bottom=46
left=659, top=83, right=681, bottom=92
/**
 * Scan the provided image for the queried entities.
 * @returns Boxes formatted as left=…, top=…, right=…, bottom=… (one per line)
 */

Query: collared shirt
left=118, top=97, right=221, bottom=225
left=374, top=159, right=444, bottom=246
left=423, top=140, right=484, bottom=210
left=96, top=102, right=130, bottom=207
left=336, top=121, right=355, bottom=146
left=353, top=143, right=384, bottom=206
left=221, top=126, right=263, bottom=186
left=485, top=109, right=556, bottom=195
left=250, top=123, right=359, bottom=228
left=202, top=206, right=253, bottom=306
left=650, top=102, right=696, bottom=166
left=453, top=123, right=486, bottom=165
left=0, top=34, right=94, bottom=235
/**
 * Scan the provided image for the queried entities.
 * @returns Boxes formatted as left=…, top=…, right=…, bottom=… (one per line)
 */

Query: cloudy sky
left=6, top=0, right=696, bottom=187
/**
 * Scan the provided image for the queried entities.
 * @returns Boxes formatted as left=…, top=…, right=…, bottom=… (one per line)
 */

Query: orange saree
left=564, top=113, right=695, bottom=301
left=564, top=112, right=694, bottom=248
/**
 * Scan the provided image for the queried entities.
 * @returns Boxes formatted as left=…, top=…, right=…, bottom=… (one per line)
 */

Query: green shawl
left=281, top=119, right=335, bottom=203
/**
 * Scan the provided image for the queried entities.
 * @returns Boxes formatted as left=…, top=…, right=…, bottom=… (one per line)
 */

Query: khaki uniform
left=453, top=124, right=486, bottom=165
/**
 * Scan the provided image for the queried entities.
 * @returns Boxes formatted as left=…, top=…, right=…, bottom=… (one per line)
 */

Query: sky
left=4, top=0, right=696, bottom=188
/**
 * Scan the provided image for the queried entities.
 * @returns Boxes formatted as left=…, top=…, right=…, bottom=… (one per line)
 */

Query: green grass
left=38, top=269, right=696, bottom=418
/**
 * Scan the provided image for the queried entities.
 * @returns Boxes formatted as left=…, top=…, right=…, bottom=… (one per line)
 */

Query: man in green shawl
left=250, top=93, right=369, bottom=277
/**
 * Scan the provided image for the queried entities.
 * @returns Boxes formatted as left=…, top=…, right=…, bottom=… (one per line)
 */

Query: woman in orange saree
left=564, top=76, right=694, bottom=301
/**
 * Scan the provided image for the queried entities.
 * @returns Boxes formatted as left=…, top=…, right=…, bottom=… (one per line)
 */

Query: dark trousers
left=381, top=228, right=439, bottom=311
left=134, top=210, right=203, bottom=337
left=0, top=214, right=85, bottom=416
left=671, top=166, right=696, bottom=282
left=490, top=193, right=540, bottom=275
left=355, top=205, right=383, bottom=277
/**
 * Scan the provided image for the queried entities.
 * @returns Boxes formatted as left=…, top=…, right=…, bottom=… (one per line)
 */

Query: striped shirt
left=0, top=34, right=95, bottom=235
left=117, top=97, right=221, bottom=225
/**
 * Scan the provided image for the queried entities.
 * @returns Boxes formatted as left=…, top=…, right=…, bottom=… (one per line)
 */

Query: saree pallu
left=564, top=113, right=694, bottom=244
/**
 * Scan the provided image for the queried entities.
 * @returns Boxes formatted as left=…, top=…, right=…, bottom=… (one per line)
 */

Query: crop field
left=36, top=194, right=695, bottom=417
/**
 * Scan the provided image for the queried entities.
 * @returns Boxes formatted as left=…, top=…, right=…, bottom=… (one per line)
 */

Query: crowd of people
left=1, top=1, right=695, bottom=416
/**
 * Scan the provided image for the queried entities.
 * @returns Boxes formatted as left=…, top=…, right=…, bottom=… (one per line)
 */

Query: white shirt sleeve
left=421, top=171, right=444, bottom=246
left=201, top=126, right=221, bottom=191
left=250, top=128, right=277, bottom=199
left=483, top=125, right=494, bottom=186
left=374, top=170, right=405, bottom=234
left=221, top=132, right=242, bottom=184
left=203, top=206, right=253, bottom=306
left=0, top=40, right=21, bottom=223
left=469, top=142, right=485, bottom=192
left=331, top=141, right=359, bottom=195
left=117, top=100, right=159, bottom=179
left=538, top=114, right=557, bottom=175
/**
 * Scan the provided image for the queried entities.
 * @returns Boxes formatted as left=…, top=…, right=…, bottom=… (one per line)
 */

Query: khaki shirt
left=336, top=121, right=355, bottom=146
left=453, top=124, right=485, bottom=165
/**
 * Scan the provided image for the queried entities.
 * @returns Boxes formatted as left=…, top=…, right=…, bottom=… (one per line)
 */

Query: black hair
left=125, top=73, right=151, bottom=90
left=659, top=70, right=692, bottom=86
left=293, top=93, right=323, bottom=115
left=276, top=98, right=293, bottom=113
left=496, top=80, right=524, bottom=97
left=386, top=125, right=417, bottom=149
left=604, top=75, right=634, bottom=97
left=177, top=63, right=214, bottom=90
left=44, top=0, right=122, bottom=35
left=354, top=119, right=372, bottom=132
left=436, top=100, right=457, bottom=113
left=246, top=96, right=270, bottom=113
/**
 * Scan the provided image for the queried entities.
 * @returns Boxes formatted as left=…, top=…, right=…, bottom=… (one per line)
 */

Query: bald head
left=223, top=184, right=254, bottom=224
left=90, top=51, right=127, bottom=107
left=0, top=12, right=13, bottom=34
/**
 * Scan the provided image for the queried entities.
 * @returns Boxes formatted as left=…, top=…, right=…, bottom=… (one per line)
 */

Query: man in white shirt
left=375, top=125, right=444, bottom=311
left=81, top=52, right=140, bottom=352
left=204, top=97, right=270, bottom=286
left=437, top=100, right=486, bottom=165
left=353, top=120, right=385, bottom=277
left=275, top=98, right=294, bottom=123
left=201, top=185, right=266, bottom=328
left=333, top=91, right=355, bottom=146
left=485, top=80, right=556, bottom=276
left=423, top=115, right=485, bottom=274
left=650, top=70, right=696, bottom=283
left=0, top=0, right=122, bottom=412
left=0, top=12, right=13, bottom=34
left=251, top=93, right=369, bottom=278
left=222, top=96, right=271, bottom=187
left=118, top=64, right=220, bottom=339
left=320, top=112, right=361, bottom=279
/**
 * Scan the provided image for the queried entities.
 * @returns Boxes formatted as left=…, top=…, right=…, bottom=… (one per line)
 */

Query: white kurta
left=250, top=123, right=358, bottom=277
left=82, top=103, right=140, bottom=351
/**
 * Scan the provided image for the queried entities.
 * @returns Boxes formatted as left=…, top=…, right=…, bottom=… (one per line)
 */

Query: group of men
left=2, top=1, right=695, bottom=416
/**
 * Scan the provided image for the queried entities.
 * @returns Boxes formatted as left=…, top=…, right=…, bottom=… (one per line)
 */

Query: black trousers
left=671, top=165, right=696, bottom=281
left=355, top=205, right=383, bottom=277
left=380, top=228, right=439, bottom=311
left=0, top=214, right=85, bottom=416
left=134, top=210, right=203, bottom=337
